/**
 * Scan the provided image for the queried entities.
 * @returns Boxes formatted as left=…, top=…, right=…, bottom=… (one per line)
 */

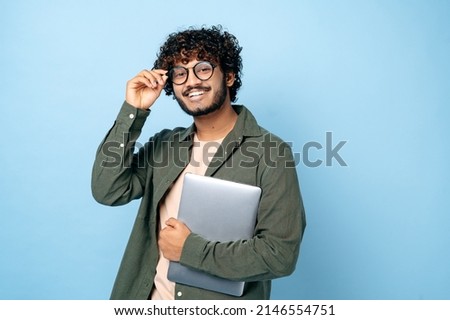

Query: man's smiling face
left=172, top=59, right=232, bottom=117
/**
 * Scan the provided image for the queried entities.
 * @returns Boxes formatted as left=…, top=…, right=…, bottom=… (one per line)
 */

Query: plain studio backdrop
left=1, top=0, right=449, bottom=299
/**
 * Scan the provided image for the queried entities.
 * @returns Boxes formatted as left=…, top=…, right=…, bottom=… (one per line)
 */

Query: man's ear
left=226, top=72, right=235, bottom=87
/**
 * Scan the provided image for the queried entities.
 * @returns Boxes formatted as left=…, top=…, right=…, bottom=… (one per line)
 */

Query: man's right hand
left=125, top=69, right=168, bottom=110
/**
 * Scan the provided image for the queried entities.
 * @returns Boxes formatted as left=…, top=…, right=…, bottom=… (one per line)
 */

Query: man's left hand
left=159, top=218, right=191, bottom=261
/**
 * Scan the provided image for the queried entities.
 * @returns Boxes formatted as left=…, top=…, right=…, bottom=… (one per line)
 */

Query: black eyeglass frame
left=168, top=61, right=217, bottom=85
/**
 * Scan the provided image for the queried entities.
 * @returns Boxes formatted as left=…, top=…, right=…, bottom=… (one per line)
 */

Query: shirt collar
left=177, top=105, right=262, bottom=142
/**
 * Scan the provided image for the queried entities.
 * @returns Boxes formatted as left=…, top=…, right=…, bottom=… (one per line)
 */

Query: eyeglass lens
left=169, top=62, right=214, bottom=85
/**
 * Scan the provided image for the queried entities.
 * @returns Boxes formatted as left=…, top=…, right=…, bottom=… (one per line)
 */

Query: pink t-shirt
left=151, top=134, right=223, bottom=300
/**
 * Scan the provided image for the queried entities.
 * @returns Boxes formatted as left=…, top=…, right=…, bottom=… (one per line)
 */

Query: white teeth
left=189, top=91, right=204, bottom=98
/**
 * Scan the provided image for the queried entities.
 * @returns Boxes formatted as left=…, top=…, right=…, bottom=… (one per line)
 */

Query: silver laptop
left=167, top=173, right=261, bottom=296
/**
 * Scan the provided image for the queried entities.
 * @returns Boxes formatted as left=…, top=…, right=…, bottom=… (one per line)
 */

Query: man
left=92, top=25, right=306, bottom=300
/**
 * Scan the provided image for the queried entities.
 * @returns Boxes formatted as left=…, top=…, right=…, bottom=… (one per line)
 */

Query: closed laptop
left=167, top=173, right=261, bottom=296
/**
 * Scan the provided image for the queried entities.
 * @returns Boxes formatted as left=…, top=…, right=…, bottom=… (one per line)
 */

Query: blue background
left=1, top=0, right=449, bottom=299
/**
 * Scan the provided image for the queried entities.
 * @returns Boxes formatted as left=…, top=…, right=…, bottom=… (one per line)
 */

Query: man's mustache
left=182, top=86, right=211, bottom=97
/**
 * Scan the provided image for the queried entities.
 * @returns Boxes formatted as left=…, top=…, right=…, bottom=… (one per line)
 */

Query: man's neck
left=193, top=102, right=238, bottom=141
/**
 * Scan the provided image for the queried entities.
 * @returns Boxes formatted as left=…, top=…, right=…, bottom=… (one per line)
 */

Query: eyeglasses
left=168, top=61, right=217, bottom=85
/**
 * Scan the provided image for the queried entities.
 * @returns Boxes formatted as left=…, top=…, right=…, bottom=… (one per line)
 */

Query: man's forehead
left=173, top=57, right=219, bottom=68
left=174, top=58, right=201, bottom=67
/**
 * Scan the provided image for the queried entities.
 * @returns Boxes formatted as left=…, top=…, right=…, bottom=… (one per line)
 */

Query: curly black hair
left=153, top=25, right=243, bottom=102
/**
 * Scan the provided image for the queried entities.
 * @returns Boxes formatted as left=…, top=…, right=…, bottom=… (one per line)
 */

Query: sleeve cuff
left=115, top=101, right=151, bottom=130
left=179, top=233, right=208, bottom=269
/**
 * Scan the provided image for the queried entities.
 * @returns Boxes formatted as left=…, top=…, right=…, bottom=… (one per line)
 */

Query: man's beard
left=174, top=77, right=227, bottom=117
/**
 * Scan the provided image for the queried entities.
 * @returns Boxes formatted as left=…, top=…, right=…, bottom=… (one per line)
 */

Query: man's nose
left=185, top=69, right=202, bottom=87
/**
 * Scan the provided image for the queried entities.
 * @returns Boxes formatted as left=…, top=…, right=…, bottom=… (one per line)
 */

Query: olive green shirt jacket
left=91, top=102, right=306, bottom=300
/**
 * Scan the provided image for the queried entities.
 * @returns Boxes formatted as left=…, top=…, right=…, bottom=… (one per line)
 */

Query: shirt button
left=129, top=113, right=135, bottom=119
left=120, top=143, right=125, bottom=148
left=177, top=291, right=183, bottom=297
